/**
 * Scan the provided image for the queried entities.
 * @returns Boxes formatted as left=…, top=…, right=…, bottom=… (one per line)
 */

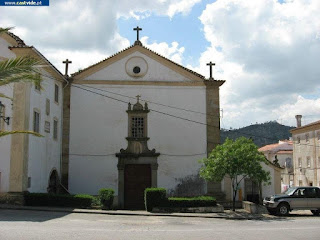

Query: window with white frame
left=53, top=118, right=58, bottom=140
left=54, top=84, right=59, bottom=103
left=307, top=157, right=311, bottom=168
left=33, top=110, right=40, bottom=133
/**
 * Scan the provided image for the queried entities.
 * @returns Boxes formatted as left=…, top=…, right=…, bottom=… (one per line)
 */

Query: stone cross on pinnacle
left=206, top=61, right=215, bottom=80
left=136, top=95, right=141, bottom=102
left=63, top=59, right=72, bottom=77
left=133, top=26, right=142, bottom=41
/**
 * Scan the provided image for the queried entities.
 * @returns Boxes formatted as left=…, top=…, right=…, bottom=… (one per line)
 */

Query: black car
left=263, top=186, right=320, bottom=216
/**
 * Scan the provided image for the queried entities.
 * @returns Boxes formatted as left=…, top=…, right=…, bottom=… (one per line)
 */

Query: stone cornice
left=290, top=121, right=320, bottom=134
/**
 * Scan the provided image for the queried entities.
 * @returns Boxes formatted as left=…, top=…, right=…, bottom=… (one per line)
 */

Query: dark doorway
left=48, top=170, right=59, bottom=194
left=124, top=164, right=151, bottom=209
left=245, top=178, right=260, bottom=204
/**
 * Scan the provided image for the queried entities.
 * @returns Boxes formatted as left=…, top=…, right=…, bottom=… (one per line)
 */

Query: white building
left=259, top=140, right=294, bottom=191
left=65, top=38, right=224, bottom=209
left=0, top=31, right=66, bottom=198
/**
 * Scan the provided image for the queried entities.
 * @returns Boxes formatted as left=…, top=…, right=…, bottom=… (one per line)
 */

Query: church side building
left=0, top=31, right=66, bottom=199
left=65, top=34, right=224, bottom=209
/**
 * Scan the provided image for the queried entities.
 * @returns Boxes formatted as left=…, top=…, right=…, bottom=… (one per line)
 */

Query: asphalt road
left=0, top=209, right=319, bottom=240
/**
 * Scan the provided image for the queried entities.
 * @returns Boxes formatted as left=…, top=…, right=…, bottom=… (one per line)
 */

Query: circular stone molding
left=125, top=56, right=148, bottom=78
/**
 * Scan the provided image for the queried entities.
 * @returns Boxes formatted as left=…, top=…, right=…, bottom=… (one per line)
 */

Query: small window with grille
left=54, top=84, right=59, bottom=103
left=131, top=117, right=144, bottom=138
left=34, top=73, right=41, bottom=92
left=53, top=118, right=58, bottom=140
left=298, top=158, right=302, bottom=168
left=46, top=99, right=50, bottom=116
left=33, top=110, right=40, bottom=133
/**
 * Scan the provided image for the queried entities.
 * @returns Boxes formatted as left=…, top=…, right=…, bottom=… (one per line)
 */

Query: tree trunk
left=232, top=189, right=237, bottom=211
left=232, top=179, right=238, bottom=211
left=232, top=177, right=237, bottom=211
left=259, top=181, right=263, bottom=204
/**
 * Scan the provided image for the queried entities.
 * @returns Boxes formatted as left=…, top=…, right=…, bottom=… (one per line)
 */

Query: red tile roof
left=277, top=150, right=293, bottom=154
left=259, top=141, right=293, bottom=153
left=259, top=143, right=279, bottom=152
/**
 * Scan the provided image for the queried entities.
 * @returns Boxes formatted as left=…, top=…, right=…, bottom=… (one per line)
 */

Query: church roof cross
left=206, top=61, right=215, bottom=80
left=136, top=95, right=141, bottom=102
left=133, top=26, right=142, bottom=41
left=63, top=59, right=72, bottom=77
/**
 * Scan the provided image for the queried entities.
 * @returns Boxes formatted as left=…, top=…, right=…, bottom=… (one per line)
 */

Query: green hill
left=221, top=121, right=295, bottom=147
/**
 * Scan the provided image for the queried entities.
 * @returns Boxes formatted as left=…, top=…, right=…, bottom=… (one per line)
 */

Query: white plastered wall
left=69, top=84, right=207, bottom=195
left=27, top=70, right=63, bottom=193
left=84, top=51, right=193, bottom=82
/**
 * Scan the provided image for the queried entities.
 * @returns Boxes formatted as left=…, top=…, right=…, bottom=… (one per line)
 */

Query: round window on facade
left=125, top=57, right=148, bottom=78
left=133, top=66, right=141, bottom=74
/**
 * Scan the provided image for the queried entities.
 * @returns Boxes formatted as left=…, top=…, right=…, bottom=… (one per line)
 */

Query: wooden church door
left=124, top=164, right=151, bottom=209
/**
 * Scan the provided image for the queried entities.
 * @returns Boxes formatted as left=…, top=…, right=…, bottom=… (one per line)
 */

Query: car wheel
left=311, top=210, right=320, bottom=216
left=277, top=203, right=289, bottom=216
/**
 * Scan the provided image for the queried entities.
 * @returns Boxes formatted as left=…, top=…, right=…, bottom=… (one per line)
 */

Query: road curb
left=0, top=204, right=273, bottom=220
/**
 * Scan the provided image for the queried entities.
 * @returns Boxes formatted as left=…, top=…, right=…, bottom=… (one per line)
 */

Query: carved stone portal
left=116, top=96, right=160, bottom=209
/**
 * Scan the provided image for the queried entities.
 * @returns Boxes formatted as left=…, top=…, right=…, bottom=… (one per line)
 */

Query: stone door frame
left=117, top=157, right=158, bottom=209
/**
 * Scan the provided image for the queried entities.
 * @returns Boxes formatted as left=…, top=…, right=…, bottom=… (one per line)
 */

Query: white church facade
left=1, top=28, right=225, bottom=209
left=66, top=37, right=224, bottom=209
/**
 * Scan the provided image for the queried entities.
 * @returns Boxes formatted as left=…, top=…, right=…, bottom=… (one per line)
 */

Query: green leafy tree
left=200, top=137, right=271, bottom=211
left=0, top=27, right=43, bottom=137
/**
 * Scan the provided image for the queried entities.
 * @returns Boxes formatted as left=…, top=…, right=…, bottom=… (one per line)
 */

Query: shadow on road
left=0, top=209, right=72, bottom=222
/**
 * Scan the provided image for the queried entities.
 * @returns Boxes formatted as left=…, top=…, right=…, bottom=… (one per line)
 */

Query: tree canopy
left=200, top=137, right=271, bottom=210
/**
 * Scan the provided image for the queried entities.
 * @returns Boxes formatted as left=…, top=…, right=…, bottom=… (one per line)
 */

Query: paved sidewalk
left=0, top=204, right=283, bottom=220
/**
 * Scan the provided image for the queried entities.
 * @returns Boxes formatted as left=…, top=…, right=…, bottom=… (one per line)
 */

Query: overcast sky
left=1, top=0, right=319, bottom=129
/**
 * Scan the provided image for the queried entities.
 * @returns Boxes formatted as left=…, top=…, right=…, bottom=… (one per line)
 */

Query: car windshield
left=283, top=187, right=296, bottom=195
